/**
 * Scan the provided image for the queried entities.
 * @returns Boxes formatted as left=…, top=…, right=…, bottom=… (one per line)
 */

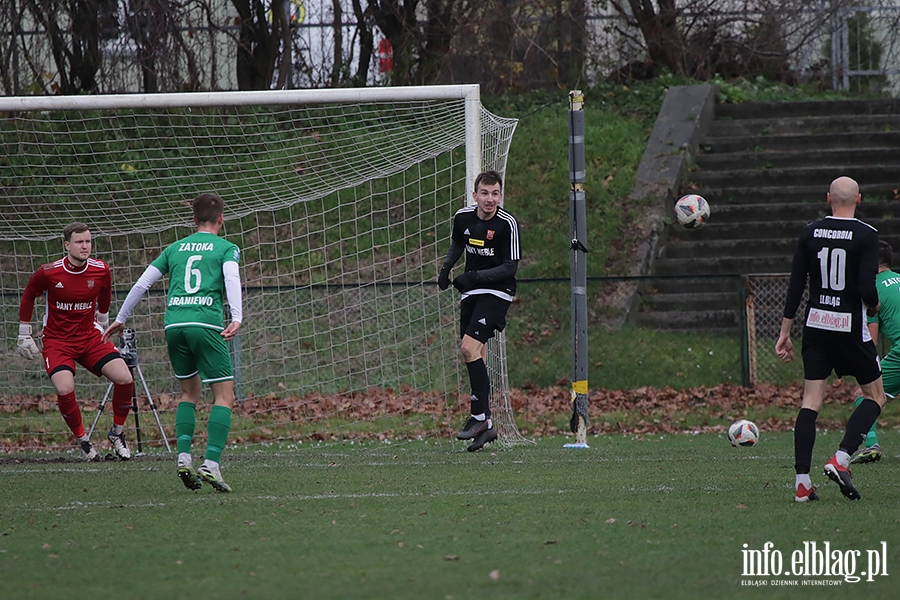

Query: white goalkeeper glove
left=95, top=311, right=109, bottom=332
left=17, top=323, right=39, bottom=360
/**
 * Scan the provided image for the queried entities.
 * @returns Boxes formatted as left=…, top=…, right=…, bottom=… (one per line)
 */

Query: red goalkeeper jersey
left=20, top=256, right=112, bottom=342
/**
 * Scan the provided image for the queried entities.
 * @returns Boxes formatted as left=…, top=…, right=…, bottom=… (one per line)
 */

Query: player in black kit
left=776, top=176, right=887, bottom=502
left=438, top=170, right=521, bottom=452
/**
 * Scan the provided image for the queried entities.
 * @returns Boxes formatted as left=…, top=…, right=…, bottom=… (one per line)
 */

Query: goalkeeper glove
left=438, top=266, right=452, bottom=291
left=17, top=323, right=39, bottom=360
left=95, top=311, right=109, bottom=331
left=452, top=271, right=478, bottom=293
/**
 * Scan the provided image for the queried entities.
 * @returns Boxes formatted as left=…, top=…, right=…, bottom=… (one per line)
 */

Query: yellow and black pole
left=565, top=90, right=589, bottom=449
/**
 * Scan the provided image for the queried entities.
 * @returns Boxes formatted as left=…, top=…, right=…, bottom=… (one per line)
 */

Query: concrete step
left=689, top=164, right=899, bottom=188
left=661, top=238, right=798, bottom=259
left=714, top=99, right=900, bottom=120
left=707, top=114, right=900, bottom=137
left=666, top=221, right=810, bottom=241
left=699, top=201, right=900, bottom=223
left=700, top=131, right=900, bottom=154
left=696, top=147, right=897, bottom=170
left=639, top=291, right=739, bottom=312
left=636, top=308, right=740, bottom=330
left=652, top=254, right=793, bottom=276
left=648, top=277, right=742, bottom=295
left=684, top=184, right=899, bottom=204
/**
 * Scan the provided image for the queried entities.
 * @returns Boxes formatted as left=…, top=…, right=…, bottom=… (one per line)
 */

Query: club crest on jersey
left=87, top=279, right=94, bottom=289
left=486, top=230, right=495, bottom=240
left=469, top=238, right=485, bottom=247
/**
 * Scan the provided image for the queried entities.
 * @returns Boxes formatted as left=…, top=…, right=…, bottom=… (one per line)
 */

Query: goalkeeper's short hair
left=474, top=170, right=503, bottom=192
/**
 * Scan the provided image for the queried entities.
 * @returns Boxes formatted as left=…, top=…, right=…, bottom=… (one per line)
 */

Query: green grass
left=2, top=432, right=899, bottom=599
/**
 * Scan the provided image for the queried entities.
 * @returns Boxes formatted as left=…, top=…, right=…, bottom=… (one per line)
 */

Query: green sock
left=175, top=402, right=196, bottom=455
left=205, top=405, right=232, bottom=464
left=854, top=396, right=879, bottom=447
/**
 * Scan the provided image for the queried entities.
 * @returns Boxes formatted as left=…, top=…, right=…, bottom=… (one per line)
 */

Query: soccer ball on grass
left=674, top=194, right=710, bottom=229
left=728, top=419, right=759, bottom=447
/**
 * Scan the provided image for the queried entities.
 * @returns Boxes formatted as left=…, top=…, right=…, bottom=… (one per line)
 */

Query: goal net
left=744, top=274, right=808, bottom=385
left=0, top=86, right=529, bottom=453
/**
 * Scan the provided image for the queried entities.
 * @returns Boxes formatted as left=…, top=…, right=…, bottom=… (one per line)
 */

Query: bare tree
left=350, top=0, right=375, bottom=87
left=231, top=0, right=287, bottom=90
left=368, top=0, right=474, bottom=85
left=22, top=0, right=104, bottom=94
left=603, top=0, right=846, bottom=82
left=125, top=0, right=170, bottom=93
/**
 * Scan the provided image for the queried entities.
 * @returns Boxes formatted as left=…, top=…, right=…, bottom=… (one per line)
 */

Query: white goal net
left=0, top=86, right=528, bottom=453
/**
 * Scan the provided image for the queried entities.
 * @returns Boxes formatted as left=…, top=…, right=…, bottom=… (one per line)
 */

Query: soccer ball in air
left=674, top=194, right=710, bottom=229
left=728, top=419, right=759, bottom=448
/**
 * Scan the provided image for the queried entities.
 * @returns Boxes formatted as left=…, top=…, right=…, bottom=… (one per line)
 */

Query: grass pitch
left=2, top=431, right=899, bottom=599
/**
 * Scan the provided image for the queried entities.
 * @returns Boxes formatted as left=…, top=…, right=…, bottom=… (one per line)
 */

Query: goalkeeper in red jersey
left=18, top=222, right=135, bottom=461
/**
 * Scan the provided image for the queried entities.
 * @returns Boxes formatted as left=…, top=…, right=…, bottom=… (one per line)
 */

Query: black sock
left=794, top=408, right=818, bottom=475
left=840, top=399, right=882, bottom=455
left=466, top=359, right=490, bottom=417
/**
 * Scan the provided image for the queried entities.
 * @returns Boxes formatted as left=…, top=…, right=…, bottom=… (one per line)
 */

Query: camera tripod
left=88, top=328, right=171, bottom=454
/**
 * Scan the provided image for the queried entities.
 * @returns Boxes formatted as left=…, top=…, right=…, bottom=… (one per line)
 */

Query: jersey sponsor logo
left=168, top=295, right=215, bottom=307
left=813, top=228, right=853, bottom=240
left=486, top=230, right=495, bottom=240
left=469, top=238, right=485, bottom=247
left=806, top=307, right=852, bottom=333
left=55, top=301, right=93, bottom=311
left=178, top=241, right=215, bottom=252
left=466, top=246, right=495, bottom=256
left=55, top=282, right=64, bottom=288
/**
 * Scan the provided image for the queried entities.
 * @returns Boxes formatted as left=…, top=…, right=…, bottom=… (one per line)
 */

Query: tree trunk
left=626, top=0, right=685, bottom=74
left=330, top=0, right=343, bottom=86
left=350, top=0, right=374, bottom=87
left=232, top=0, right=278, bottom=90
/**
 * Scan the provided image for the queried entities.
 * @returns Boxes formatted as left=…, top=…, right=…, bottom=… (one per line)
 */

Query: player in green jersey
left=105, top=193, right=243, bottom=492
left=850, top=240, right=899, bottom=464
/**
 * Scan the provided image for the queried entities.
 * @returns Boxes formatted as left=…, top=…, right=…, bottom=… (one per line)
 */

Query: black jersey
left=450, top=205, right=521, bottom=300
left=783, top=216, right=879, bottom=339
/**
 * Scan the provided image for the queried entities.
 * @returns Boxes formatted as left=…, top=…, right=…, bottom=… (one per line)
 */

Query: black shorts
left=459, top=293, right=512, bottom=343
left=801, top=328, right=882, bottom=384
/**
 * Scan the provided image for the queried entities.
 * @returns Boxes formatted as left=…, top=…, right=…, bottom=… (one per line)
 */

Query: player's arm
left=222, top=259, right=243, bottom=341
left=95, top=266, right=113, bottom=331
left=775, top=317, right=794, bottom=362
left=438, top=238, right=464, bottom=291
left=17, top=269, right=45, bottom=360
left=104, top=264, right=163, bottom=342
left=782, top=234, right=809, bottom=321
left=470, top=259, right=518, bottom=283
left=868, top=321, right=879, bottom=345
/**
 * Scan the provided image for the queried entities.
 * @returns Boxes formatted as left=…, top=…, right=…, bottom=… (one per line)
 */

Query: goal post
left=0, top=85, right=529, bottom=452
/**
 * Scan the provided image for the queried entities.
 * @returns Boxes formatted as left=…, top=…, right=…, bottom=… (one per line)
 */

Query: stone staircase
left=639, top=99, right=900, bottom=334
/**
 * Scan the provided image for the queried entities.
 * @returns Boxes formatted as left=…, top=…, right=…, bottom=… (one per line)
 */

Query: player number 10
left=817, top=246, right=846, bottom=291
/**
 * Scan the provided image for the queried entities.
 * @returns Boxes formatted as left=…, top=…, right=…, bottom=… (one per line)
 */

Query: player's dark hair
left=474, top=170, right=503, bottom=192
left=63, top=222, right=90, bottom=242
left=879, top=240, right=893, bottom=268
left=192, top=193, right=224, bottom=225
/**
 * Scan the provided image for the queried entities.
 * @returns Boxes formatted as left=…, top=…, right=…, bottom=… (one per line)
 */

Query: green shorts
left=165, top=326, right=234, bottom=384
left=881, top=349, right=900, bottom=398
